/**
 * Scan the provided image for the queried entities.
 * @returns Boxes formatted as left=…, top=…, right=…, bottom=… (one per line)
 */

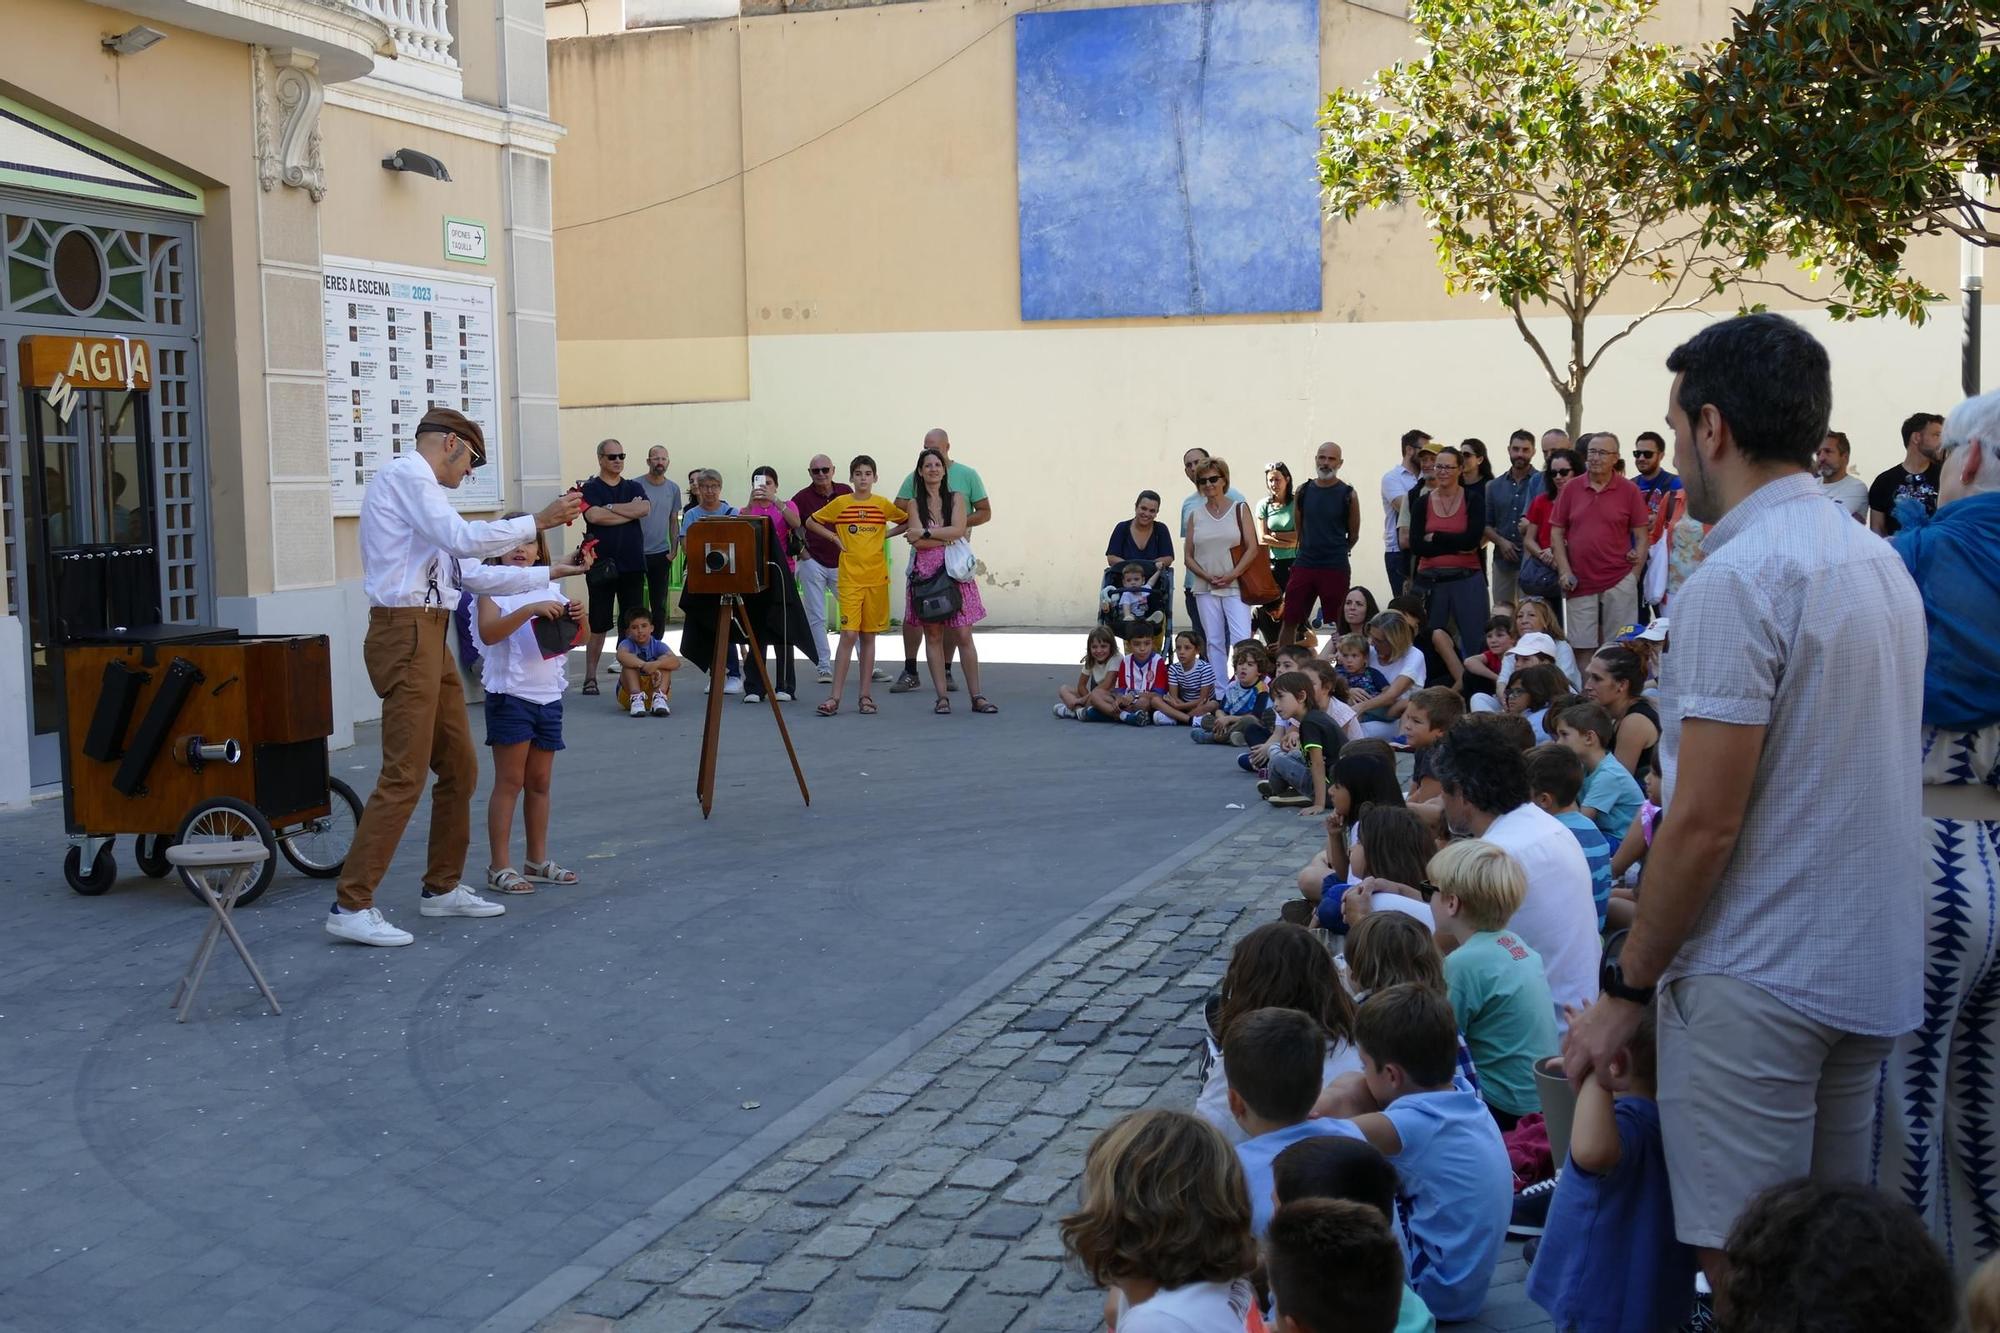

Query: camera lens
left=704, top=549, right=728, bottom=572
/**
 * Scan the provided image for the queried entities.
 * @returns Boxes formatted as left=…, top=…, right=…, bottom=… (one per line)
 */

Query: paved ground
left=527, top=810, right=1550, bottom=1333
left=0, top=639, right=1284, bottom=1333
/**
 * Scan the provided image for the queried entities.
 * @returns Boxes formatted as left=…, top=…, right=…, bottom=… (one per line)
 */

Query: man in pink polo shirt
left=1550, top=431, right=1650, bottom=651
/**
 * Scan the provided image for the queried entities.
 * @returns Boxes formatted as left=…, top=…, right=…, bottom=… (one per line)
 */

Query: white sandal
left=487, top=866, right=535, bottom=895
left=522, top=859, right=579, bottom=885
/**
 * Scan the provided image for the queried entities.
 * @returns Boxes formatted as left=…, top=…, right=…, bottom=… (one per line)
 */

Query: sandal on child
left=971, top=695, right=999, bottom=714
left=858, top=695, right=878, bottom=715
left=522, top=859, right=578, bottom=885
left=934, top=697, right=951, bottom=715
left=487, top=867, right=535, bottom=895
left=817, top=698, right=841, bottom=717
left=580, top=678, right=600, bottom=696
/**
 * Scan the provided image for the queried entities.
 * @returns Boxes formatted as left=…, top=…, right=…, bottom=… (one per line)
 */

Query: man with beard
left=1869, top=411, right=1944, bottom=536
left=1278, top=441, right=1361, bottom=647
left=1485, top=428, right=1540, bottom=606
left=1816, top=431, right=1869, bottom=521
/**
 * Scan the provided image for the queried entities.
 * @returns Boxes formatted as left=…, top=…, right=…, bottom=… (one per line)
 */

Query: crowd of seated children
left=1317, top=985, right=1513, bottom=1321
left=1525, top=742, right=1615, bottom=929
left=1271, top=1137, right=1436, bottom=1333
left=1553, top=703, right=1644, bottom=847
left=1294, top=748, right=1407, bottom=893
left=1526, top=1001, right=1693, bottom=1333
left=1427, top=840, right=1557, bottom=1133
left=1225, top=1007, right=1366, bottom=1236
left=1055, top=626, right=1121, bottom=719
left=1197, top=923, right=1363, bottom=1147
left=1399, top=687, right=1463, bottom=804
left=1237, top=644, right=1316, bottom=779
left=1154, top=630, right=1219, bottom=727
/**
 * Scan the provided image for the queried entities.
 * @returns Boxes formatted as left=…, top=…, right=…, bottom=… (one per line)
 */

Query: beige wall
left=551, top=0, right=1991, bottom=624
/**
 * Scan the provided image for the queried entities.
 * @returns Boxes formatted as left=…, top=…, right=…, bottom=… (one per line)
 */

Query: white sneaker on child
left=1152, top=711, right=1175, bottom=726
left=1053, top=703, right=1074, bottom=719
left=650, top=693, right=671, bottom=716
left=629, top=695, right=648, bottom=717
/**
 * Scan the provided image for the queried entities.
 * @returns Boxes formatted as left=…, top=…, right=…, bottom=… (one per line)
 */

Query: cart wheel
left=64, top=842, right=117, bottom=896
left=176, top=798, right=277, bottom=906
left=134, top=834, right=175, bottom=879
left=279, top=777, right=362, bottom=879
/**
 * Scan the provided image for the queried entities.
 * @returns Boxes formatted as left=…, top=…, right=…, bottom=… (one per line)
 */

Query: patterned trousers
left=1875, top=806, right=2000, bottom=1278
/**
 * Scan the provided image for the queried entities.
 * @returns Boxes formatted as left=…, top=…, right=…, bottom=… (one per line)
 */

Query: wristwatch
left=1599, top=929, right=1654, bottom=1004
left=922, top=525, right=933, bottom=541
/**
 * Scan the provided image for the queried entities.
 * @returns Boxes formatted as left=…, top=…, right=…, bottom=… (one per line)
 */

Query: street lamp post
left=1966, top=170, right=1988, bottom=399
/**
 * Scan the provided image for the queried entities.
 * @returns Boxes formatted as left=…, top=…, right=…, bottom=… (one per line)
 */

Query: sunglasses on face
left=810, top=466, right=833, bottom=474
left=1633, top=450, right=1658, bottom=460
left=603, top=453, right=625, bottom=461
left=1416, top=881, right=1441, bottom=901
left=1198, top=475, right=1223, bottom=485
left=1550, top=468, right=1574, bottom=477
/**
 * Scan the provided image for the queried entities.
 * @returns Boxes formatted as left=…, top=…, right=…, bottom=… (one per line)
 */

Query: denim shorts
left=484, top=692, right=564, bottom=751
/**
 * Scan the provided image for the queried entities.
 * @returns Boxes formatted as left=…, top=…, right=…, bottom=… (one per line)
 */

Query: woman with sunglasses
left=1519, top=447, right=1580, bottom=618
left=1182, top=456, right=1260, bottom=682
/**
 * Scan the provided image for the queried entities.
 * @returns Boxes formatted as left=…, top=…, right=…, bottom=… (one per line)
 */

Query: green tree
left=1317, top=0, right=1922, bottom=434
left=1665, top=0, right=1996, bottom=317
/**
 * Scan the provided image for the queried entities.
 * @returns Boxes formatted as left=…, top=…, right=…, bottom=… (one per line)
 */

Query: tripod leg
left=735, top=604, right=811, bottom=808
left=696, top=597, right=731, bottom=818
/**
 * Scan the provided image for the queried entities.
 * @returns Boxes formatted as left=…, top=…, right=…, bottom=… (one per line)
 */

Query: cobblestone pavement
left=530, top=816, right=1551, bottom=1333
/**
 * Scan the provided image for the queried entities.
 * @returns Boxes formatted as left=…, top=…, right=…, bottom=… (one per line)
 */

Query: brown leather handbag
left=1231, top=505, right=1282, bottom=605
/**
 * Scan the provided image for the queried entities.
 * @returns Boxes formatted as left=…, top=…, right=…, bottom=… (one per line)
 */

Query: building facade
left=0, top=0, right=564, bottom=804
left=548, top=0, right=1991, bottom=626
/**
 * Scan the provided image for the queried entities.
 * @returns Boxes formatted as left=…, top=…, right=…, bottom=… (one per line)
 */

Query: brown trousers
left=334, top=607, right=478, bottom=910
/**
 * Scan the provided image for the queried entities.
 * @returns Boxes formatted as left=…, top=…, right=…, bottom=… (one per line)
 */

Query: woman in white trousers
left=1183, top=455, right=1258, bottom=682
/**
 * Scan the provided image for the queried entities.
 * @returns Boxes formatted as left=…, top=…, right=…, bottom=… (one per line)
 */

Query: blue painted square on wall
left=1015, top=0, right=1323, bottom=321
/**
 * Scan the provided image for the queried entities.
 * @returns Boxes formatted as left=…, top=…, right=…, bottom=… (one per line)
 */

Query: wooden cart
left=58, top=627, right=360, bottom=905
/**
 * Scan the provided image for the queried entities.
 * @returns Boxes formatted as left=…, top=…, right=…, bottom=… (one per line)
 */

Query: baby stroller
left=1098, top=558, right=1174, bottom=644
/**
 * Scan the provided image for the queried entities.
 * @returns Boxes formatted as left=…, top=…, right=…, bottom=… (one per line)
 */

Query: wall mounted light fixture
left=102, top=26, right=167, bottom=56
left=381, top=149, right=452, bottom=182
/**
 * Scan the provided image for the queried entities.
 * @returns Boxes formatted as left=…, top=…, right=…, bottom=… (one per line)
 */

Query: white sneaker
left=871, top=667, right=891, bottom=682
left=630, top=695, right=648, bottom=717
left=418, top=885, right=507, bottom=918
left=325, top=906, right=414, bottom=947
left=743, top=692, right=763, bottom=704
left=651, top=693, right=671, bottom=716
left=816, top=666, right=834, bottom=684
left=1053, top=703, right=1075, bottom=719
left=774, top=691, right=793, bottom=702
left=1153, top=710, right=1175, bottom=726
left=724, top=675, right=744, bottom=695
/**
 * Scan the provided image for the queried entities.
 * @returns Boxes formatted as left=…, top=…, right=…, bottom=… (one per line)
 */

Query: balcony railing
left=343, top=0, right=461, bottom=90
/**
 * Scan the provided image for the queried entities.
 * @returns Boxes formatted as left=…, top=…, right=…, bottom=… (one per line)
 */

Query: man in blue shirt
left=1485, top=429, right=1540, bottom=607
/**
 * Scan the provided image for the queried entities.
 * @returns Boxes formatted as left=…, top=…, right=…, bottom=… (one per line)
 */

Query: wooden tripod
left=695, top=595, right=810, bottom=818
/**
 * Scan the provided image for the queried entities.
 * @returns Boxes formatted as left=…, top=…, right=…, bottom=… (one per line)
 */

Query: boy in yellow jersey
left=806, top=455, right=908, bottom=715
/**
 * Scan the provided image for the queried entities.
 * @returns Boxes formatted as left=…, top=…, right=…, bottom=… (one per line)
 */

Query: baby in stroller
left=1099, top=560, right=1172, bottom=643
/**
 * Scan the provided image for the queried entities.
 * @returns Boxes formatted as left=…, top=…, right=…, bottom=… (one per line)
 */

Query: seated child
left=1265, top=1198, right=1410, bottom=1333
left=1319, top=985, right=1512, bottom=1322
left=1224, top=1007, right=1364, bottom=1236
left=1302, top=803, right=1432, bottom=931
left=1429, top=840, right=1558, bottom=1130
left=1241, top=644, right=1315, bottom=775
left=1305, top=660, right=1364, bottom=742
left=1261, top=672, right=1343, bottom=816
left=1460, top=615, right=1515, bottom=704
left=1335, top=633, right=1390, bottom=698
left=1503, top=663, right=1570, bottom=744
left=1196, top=923, right=1364, bottom=1146
left=1103, top=560, right=1155, bottom=625
left=1555, top=703, right=1644, bottom=845
left=1296, top=748, right=1405, bottom=890
left=1329, top=913, right=1478, bottom=1100
left=1271, top=1137, right=1437, bottom=1333
left=1399, top=687, right=1463, bottom=804
left=1058, top=1109, right=1258, bottom=1333
left=1095, top=627, right=1168, bottom=725
left=1526, top=1002, right=1695, bottom=1333
left=616, top=611, right=681, bottom=717
left=1197, top=642, right=1272, bottom=745
left=1155, top=630, right=1218, bottom=726
left=1718, top=1180, right=1955, bottom=1333
left=1055, top=625, right=1119, bottom=720
left=1606, top=766, right=1664, bottom=933
left=1525, top=743, right=1614, bottom=928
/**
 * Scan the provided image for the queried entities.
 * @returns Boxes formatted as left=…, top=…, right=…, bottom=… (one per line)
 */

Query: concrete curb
left=473, top=804, right=1261, bottom=1333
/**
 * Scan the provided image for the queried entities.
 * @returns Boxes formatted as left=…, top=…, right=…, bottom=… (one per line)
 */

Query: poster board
left=322, top=257, right=501, bottom=514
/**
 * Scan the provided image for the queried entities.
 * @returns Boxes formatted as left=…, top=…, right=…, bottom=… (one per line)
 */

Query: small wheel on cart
left=63, top=841, right=117, bottom=896
left=134, top=834, right=175, bottom=879
left=176, top=798, right=278, bottom=906
left=279, top=777, right=362, bottom=879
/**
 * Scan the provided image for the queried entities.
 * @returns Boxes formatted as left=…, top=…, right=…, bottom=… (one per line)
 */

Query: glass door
left=23, top=388, right=156, bottom=785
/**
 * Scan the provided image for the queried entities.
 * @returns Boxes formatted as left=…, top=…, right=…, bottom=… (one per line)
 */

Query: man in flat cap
left=328, top=408, right=583, bottom=946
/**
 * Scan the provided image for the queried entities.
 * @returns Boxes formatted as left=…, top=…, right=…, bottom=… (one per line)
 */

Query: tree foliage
left=1317, top=0, right=1926, bottom=434
left=1667, top=0, right=1998, bottom=319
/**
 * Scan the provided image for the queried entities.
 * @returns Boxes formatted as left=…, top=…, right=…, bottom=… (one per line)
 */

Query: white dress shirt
left=359, top=453, right=547, bottom=608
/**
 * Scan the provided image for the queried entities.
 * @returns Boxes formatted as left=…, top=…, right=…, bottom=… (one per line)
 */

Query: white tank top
left=1188, top=501, right=1242, bottom=596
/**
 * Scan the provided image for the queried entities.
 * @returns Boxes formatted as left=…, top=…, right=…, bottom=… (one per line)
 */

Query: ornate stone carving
left=254, top=46, right=326, bottom=203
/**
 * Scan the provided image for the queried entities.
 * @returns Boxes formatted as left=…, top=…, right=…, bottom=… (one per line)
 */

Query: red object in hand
left=579, top=536, right=599, bottom=561
left=565, top=484, right=585, bottom=525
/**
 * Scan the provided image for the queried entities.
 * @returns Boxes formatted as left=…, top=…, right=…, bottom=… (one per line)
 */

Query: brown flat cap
left=416, top=407, right=485, bottom=462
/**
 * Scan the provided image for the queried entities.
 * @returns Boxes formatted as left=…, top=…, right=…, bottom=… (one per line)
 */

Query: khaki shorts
left=1656, top=974, right=1893, bottom=1250
left=1564, top=568, right=1639, bottom=649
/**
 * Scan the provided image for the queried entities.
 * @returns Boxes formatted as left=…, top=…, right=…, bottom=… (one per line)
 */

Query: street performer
left=327, top=408, right=584, bottom=947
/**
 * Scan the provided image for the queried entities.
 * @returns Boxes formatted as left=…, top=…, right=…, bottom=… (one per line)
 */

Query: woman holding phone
left=741, top=465, right=805, bottom=702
